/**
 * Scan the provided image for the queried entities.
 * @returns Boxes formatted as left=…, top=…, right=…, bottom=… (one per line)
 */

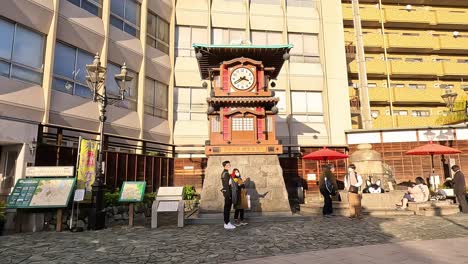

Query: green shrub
left=104, top=191, right=120, bottom=207
left=183, top=185, right=196, bottom=200
left=143, top=192, right=156, bottom=205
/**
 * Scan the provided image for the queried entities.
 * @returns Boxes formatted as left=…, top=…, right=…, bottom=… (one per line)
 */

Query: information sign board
left=118, top=181, right=146, bottom=202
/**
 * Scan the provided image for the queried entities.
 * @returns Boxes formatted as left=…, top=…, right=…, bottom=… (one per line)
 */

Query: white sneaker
left=224, top=223, right=236, bottom=230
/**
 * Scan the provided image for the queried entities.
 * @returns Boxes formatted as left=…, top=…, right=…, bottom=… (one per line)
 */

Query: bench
left=407, top=200, right=460, bottom=216
left=151, top=187, right=184, bottom=228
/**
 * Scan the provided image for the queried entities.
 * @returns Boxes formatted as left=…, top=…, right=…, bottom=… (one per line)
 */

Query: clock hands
left=234, top=76, right=247, bottom=84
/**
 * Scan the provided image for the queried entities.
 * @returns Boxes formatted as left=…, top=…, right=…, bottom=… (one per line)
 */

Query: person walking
left=221, top=160, right=236, bottom=229
left=319, top=164, right=338, bottom=217
left=344, top=164, right=363, bottom=218
left=451, top=165, right=468, bottom=214
left=231, top=168, right=249, bottom=226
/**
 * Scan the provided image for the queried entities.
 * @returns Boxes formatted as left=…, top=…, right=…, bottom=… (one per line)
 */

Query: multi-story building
left=343, top=0, right=468, bottom=129
left=0, top=0, right=350, bottom=194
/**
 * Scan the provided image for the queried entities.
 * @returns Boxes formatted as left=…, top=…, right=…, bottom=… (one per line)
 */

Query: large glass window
left=288, top=33, right=319, bottom=63
left=144, top=77, right=168, bottom=119
left=291, top=91, right=322, bottom=113
left=147, top=12, right=169, bottom=54
left=174, top=87, right=207, bottom=120
left=106, top=62, right=138, bottom=111
left=212, top=28, right=246, bottom=45
left=0, top=18, right=44, bottom=85
left=176, top=26, right=208, bottom=57
left=110, top=0, right=140, bottom=37
left=250, top=30, right=283, bottom=45
left=286, top=0, right=315, bottom=7
left=67, top=0, right=103, bottom=17
left=53, top=42, right=94, bottom=98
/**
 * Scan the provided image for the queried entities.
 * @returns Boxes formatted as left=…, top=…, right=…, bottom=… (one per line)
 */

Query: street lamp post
left=85, top=53, right=133, bottom=230
left=441, top=87, right=468, bottom=118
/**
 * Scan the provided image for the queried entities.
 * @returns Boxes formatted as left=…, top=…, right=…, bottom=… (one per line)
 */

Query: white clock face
left=230, top=67, right=255, bottom=90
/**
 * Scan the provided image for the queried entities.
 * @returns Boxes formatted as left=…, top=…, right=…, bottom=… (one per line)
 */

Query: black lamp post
left=441, top=86, right=468, bottom=117
left=85, top=53, right=133, bottom=230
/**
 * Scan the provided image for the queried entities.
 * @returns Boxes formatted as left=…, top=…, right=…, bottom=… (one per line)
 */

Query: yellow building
left=0, top=0, right=350, bottom=194
left=342, top=0, right=468, bottom=129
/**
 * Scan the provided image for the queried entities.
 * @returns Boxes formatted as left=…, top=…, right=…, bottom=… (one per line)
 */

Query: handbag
left=347, top=172, right=359, bottom=194
left=349, top=185, right=359, bottom=194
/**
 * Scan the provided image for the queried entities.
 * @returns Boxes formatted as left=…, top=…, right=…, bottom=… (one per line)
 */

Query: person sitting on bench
left=396, top=177, right=429, bottom=209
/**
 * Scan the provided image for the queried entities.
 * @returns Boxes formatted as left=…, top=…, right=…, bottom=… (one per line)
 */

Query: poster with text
left=76, top=137, right=99, bottom=200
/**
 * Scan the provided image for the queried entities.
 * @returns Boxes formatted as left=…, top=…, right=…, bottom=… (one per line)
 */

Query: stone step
left=186, top=212, right=312, bottom=225
left=362, top=209, right=415, bottom=216
left=299, top=202, right=350, bottom=217
left=416, top=206, right=460, bottom=216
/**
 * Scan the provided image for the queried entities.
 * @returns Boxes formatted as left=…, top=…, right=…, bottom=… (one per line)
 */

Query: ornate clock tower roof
left=193, top=44, right=293, bottom=80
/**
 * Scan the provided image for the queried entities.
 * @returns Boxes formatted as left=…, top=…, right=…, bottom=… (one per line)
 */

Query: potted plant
left=0, top=200, right=6, bottom=236
left=183, top=185, right=196, bottom=211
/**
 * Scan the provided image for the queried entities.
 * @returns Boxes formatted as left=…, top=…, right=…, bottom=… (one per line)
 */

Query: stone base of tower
left=199, top=155, right=291, bottom=214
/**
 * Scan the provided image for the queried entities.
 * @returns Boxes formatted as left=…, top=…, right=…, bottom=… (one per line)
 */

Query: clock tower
left=194, top=44, right=293, bottom=214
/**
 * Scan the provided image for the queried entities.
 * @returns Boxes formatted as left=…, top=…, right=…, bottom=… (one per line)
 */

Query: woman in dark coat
left=451, top=165, right=468, bottom=214
left=319, top=164, right=338, bottom=216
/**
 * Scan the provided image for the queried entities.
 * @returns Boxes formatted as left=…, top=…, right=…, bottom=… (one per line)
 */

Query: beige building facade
left=0, top=0, right=350, bottom=194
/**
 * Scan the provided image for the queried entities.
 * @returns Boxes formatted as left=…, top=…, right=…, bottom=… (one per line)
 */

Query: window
left=144, top=77, right=168, bottom=119
left=387, top=57, right=402, bottom=61
left=211, top=116, right=220, bottom=132
left=250, top=30, right=283, bottom=45
left=457, top=59, right=468, bottom=64
left=53, top=42, right=94, bottom=98
left=368, top=83, right=377, bottom=88
left=291, top=91, right=322, bottom=113
left=174, top=87, right=208, bottom=120
left=110, top=0, right=140, bottom=37
left=286, top=0, right=315, bottom=7
left=409, top=84, right=426, bottom=89
left=266, top=116, right=273, bottom=132
left=438, top=84, right=454, bottom=89
left=0, top=18, right=44, bottom=85
left=67, top=0, right=102, bottom=17
left=106, top=62, right=138, bottom=110
left=212, top=28, right=246, bottom=45
left=176, top=26, right=207, bottom=57
left=412, top=110, right=430, bottom=117
left=147, top=12, right=169, bottom=54
left=405, top=58, right=423, bottom=62
left=288, top=33, right=319, bottom=63
left=386, top=110, right=408, bottom=116
left=402, top=33, right=419, bottom=36
left=232, top=117, right=254, bottom=131
left=390, top=83, right=405, bottom=88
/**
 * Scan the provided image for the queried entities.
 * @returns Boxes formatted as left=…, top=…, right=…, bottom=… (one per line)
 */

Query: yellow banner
left=76, top=138, right=99, bottom=200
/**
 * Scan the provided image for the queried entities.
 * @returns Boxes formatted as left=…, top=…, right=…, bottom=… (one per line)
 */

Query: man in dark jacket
left=451, top=165, right=468, bottom=213
left=221, top=160, right=235, bottom=229
left=319, top=164, right=338, bottom=216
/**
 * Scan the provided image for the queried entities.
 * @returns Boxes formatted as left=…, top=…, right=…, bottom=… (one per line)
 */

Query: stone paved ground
left=1, top=214, right=468, bottom=264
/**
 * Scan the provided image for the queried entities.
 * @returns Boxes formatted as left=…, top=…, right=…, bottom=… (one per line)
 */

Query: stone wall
left=200, top=155, right=291, bottom=214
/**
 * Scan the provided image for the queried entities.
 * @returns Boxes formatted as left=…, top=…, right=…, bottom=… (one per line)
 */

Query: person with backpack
left=344, top=164, right=363, bottom=218
left=319, top=164, right=338, bottom=217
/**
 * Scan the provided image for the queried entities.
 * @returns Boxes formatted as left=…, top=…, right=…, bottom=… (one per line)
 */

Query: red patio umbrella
left=303, top=147, right=349, bottom=161
left=405, top=142, right=461, bottom=173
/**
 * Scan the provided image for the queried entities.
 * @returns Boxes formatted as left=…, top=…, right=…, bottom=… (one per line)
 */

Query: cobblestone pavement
left=1, top=214, right=468, bottom=264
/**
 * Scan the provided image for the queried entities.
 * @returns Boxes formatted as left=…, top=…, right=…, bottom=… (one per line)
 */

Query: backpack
left=325, top=177, right=336, bottom=195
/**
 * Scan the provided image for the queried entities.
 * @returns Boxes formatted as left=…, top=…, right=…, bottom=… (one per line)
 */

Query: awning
left=193, top=44, right=293, bottom=80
